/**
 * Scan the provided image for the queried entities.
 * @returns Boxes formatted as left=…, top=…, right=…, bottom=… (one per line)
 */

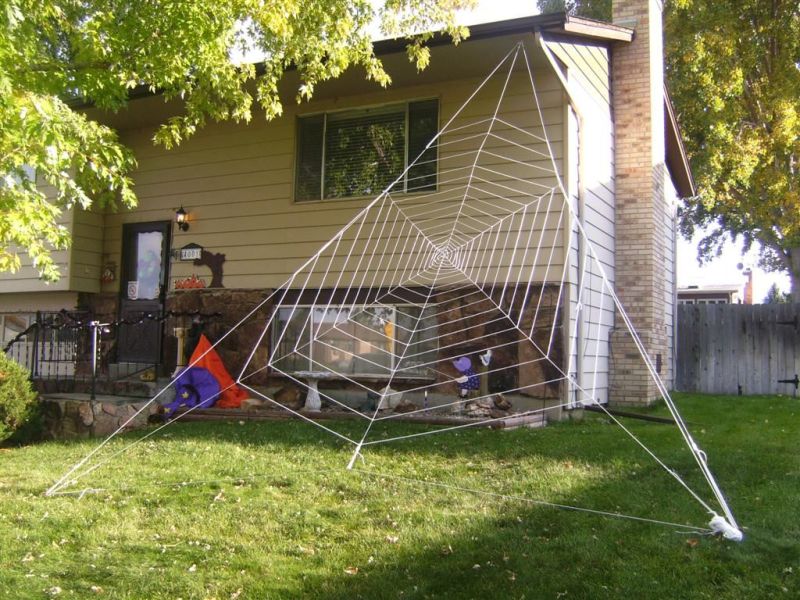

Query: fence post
left=31, top=310, right=41, bottom=379
left=90, top=320, right=99, bottom=401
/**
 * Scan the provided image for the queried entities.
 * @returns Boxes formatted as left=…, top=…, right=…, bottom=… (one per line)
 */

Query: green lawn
left=0, top=394, right=798, bottom=599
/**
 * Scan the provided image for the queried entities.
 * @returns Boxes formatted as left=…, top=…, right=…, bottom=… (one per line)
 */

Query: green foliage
left=0, top=352, right=38, bottom=444
left=763, top=282, right=790, bottom=304
left=0, top=0, right=475, bottom=282
left=666, top=1, right=800, bottom=297
left=536, top=0, right=611, bottom=21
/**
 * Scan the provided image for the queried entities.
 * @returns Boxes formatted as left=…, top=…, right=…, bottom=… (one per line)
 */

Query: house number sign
left=179, top=243, right=203, bottom=261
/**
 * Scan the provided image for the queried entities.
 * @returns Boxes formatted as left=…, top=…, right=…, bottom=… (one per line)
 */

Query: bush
left=0, top=353, right=38, bottom=444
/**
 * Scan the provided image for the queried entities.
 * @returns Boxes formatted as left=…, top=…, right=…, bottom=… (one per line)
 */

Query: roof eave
left=664, top=85, right=696, bottom=198
left=561, top=15, right=634, bottom=42
left=372, top=12, right=568, bottom=54
left=70, top=12, right=634, bottom=109
left=370, top=13, right=633, bottom=52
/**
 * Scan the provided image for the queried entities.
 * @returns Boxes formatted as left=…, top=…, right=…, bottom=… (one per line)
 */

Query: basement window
left=270, top=304, right=438, bottom=378
left=295, top=99, right=439, bottom=201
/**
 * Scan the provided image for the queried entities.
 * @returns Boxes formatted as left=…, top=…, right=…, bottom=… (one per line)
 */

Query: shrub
left=0, top=353, right=38, bottom=444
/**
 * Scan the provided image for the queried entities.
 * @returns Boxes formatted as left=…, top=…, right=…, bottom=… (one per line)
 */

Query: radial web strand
left=45, top=41, right=742, bottom=542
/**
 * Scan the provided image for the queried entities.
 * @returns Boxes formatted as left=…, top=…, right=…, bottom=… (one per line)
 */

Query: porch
left=39, top=391, right=551, bottom=441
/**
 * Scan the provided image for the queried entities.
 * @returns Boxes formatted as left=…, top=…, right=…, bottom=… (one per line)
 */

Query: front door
left=118, top=222, right=171, bottom=363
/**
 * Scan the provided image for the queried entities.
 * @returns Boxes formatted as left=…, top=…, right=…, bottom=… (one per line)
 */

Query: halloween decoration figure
left=452, top=356, right=479, bottom=398
left=193, top=250, right=226, bottom=288
left=163, top=367, right=221, bottom=417
left=187, top=334, right=248, bottom=408
left=382, top=318, right=394, bottom=353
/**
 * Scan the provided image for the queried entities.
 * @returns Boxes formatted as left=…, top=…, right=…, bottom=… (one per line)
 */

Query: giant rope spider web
left=45, top=42, right=742, bottom=542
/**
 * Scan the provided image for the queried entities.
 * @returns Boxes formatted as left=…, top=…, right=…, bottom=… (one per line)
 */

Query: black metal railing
left=5, top=311, right=112, bottom=398
left=4, top=311, right=87, bottom=378
left=4, top=309, right=223, bottom=399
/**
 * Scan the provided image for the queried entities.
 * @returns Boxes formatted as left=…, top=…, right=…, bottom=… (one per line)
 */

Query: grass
left=0, top=393, right=798, bottom=599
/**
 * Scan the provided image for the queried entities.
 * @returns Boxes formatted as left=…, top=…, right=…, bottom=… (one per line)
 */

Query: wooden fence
left=675, top=303, right=800, bottom=396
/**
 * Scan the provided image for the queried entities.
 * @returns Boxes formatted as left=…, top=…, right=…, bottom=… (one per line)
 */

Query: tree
left=763, top=283, right=789, bottom=304
left=665, top=1, right=800, bottom=300
left=536, top=0, right=611, bottom=21
left=0, top=0, right=474, bottom=282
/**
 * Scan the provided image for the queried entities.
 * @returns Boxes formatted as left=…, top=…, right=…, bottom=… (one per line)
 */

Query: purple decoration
left=453, top=356, right=480, bottom=392
left=453, top=356, right=472, bottom=373
left=163, top=367, right=221, bottom=417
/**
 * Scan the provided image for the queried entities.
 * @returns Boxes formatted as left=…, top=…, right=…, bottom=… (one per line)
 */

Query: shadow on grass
left=8, top=395, right=799, bottom=598
left=37, top=413, right=703, bottom=494
left=35, top=435, right=796, bottom=600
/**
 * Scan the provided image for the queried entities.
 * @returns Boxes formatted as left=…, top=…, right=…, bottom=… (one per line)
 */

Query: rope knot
left=709, top=514, right=743, bottom=542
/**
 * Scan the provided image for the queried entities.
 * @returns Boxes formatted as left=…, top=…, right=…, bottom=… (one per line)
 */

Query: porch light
left=175, top=206, right=189, bottom=231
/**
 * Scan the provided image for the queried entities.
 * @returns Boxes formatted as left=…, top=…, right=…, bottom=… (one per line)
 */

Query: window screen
left=296, top=100, right=438, bottom=201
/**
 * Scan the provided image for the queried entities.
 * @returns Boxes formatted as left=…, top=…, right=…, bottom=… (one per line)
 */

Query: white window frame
left=294, top=98, right=439, bottom=202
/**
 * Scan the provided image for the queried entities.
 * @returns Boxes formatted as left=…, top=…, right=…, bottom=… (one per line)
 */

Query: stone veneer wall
left=609, top=0, right=670, bottom=405
left=173, top=285, right=565, bottom=398
left=433, top=285, right=564, bottom=399
left=42, top=396, right=158, bottom=439
left=165, top=289, right=275, bottom=384
left=75, top=285, right=564, bottom=400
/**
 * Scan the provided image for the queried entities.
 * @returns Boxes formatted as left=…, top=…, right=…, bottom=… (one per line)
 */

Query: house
left=677, top=268, right=753, bottom=305
left=0, top=0, right=694, bottom=410
left=677, top=285, right=743, bottom=305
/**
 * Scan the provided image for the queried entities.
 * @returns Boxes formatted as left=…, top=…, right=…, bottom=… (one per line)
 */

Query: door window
left=128, top=231, right=164, bottom=300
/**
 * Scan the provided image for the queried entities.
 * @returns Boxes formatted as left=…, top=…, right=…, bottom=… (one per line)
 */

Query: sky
left=455, top=1, right=538, bottom=24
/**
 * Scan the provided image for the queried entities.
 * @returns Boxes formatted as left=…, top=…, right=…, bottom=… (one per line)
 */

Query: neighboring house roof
left=678, top=285, right=741, bottom=296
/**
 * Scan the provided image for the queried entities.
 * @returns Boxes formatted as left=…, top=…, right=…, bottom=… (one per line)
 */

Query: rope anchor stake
left=709, top=514, right=743, bottom=542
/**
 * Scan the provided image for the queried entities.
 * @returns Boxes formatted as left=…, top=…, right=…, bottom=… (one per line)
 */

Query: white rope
left=352, top=468, right=713, bottom=535
left=44, top=286, right=286, bottom=496
left=43, top=40, right=742, bottom=541
left=348, top=263, right=444, bottom=468
left=525, top=40, right=741, bottom=536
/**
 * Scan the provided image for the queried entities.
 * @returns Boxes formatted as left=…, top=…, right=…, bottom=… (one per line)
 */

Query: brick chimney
left=743, top=269, right=754, bottom=304
left=609, top=0, right=671, bottom=404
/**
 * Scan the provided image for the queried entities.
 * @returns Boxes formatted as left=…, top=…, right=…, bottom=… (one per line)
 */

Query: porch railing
left=4, top=309, right=223, bottom=399
left=4, top=311, right=123, bottom=399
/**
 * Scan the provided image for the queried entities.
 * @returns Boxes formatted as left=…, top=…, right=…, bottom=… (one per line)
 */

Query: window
left=1, top=313, right=31, bottom=345
left=295, top=99, right=439, bottom=201
left=271, top=304, right=438, bottom=378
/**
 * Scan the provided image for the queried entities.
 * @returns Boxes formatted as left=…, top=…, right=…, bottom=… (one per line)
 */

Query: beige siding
left=541, top=34, right=615, bottom=405
left=68, top=206, right=105, bottom=293
left=0, top=178, right=72, bottom=293
left=100, top=35, right=568, bottom=294
left=0, top=182, right=103, bottom=295
left=0, top=291, right=79, bottom=313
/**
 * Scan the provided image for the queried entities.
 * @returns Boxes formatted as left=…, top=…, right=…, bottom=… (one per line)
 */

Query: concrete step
left=87, top=378, right=155, bottom=399
left=107, top=362, right=155, bottom=381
